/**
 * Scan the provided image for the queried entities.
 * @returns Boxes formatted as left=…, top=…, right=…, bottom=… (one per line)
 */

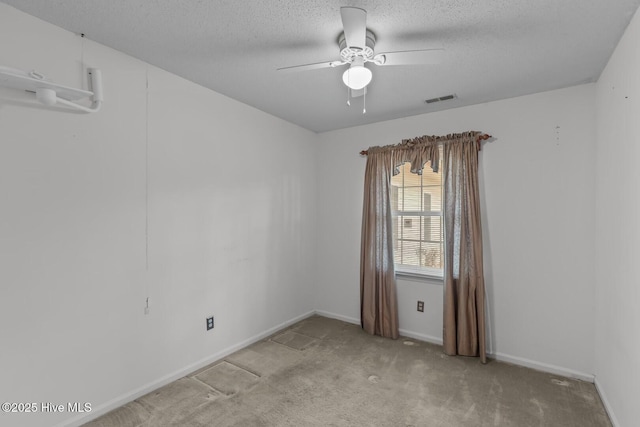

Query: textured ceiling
left=3, top=0, right=640, bottom=132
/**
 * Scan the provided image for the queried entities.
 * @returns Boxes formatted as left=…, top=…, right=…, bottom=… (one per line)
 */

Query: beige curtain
left=360, top=138, right=440, bottom=339
left=361, top=132, right=486, bottom=362
left=442, top=134, right=487, bottom=363
left=360, top=149, right=399, bottom=338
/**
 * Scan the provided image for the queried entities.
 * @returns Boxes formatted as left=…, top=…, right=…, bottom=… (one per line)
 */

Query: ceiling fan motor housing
left=339, top=30, right=376, bottom=62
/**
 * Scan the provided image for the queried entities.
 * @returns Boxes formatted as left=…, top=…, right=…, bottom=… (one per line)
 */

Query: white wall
left=5, top=2, right=637, bottom=426
left=0, top=4, right=316, bottom=427
left=316, top=84, right=597, bottom=379
left=595, top=6, right=640, bottom=427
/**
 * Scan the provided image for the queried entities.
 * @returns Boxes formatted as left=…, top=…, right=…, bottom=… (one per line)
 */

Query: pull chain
left=347, top=85, right=351, bottom=106
left=363, top=88, right=366, bottom=114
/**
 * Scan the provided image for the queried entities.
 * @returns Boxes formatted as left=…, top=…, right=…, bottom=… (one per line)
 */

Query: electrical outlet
left=417, top=301, right=424, bottom=312
left=206, top=316, right=214, bottom=331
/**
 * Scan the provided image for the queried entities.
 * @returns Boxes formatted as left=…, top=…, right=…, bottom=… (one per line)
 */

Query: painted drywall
left=0, top=4, right=316, bottom=427
left=595, top=5, right=640, bottom=426
left=316, top=84, right=597, bottom=378
left=4, top=1, right=633, bottom=426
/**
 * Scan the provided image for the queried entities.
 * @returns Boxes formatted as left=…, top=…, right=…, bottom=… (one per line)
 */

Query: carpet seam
left=220, top=359, right=262, bottom=378
left=188, top=376, right=227, bottom=397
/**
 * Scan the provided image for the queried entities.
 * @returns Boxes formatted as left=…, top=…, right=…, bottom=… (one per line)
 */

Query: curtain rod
left=359, top=133, right=492, bottom=156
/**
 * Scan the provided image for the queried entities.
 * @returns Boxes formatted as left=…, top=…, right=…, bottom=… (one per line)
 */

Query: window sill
left=395, top=270, right=444, bottom=284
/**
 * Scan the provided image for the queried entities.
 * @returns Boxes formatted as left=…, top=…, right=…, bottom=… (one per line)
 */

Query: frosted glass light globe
left=342, top=58, right=372, bottom=90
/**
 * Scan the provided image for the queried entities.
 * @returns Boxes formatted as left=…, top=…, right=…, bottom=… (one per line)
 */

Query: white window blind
left=390, top=151, right=443, bottom=277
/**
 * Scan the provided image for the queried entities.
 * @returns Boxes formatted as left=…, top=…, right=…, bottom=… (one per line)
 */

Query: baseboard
left=489, top=352, right=595, bottom=383
left=313, top=311, right=444, bottom=346
left=314, top=310, right=360, bottom=325
left=61, top=310, right=316, bottom=427
left=396, top=330, right=593, bottom=382
left=398, top=328, right=443, bottom=346
left=594, top=377, right=620, bottom=427
left=314, top=311, right=595, bottom=384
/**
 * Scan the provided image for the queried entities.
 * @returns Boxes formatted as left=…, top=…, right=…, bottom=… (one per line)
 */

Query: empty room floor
left=86, top=316, right=610, bottom=426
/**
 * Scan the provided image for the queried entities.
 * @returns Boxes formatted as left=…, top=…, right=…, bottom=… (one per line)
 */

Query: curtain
left=360, top=132, right=486, bottom=363
left=360, top=138, right=440, bottom=339
left=360, top=150, right=399, bottom=338
left=442, top=135, right=487, bottom=363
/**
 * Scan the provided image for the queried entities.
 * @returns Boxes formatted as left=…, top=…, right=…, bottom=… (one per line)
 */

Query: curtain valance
left=364, top=131, right=485, bottom=175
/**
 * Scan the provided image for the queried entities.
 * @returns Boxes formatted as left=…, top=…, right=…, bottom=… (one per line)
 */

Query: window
left=390, top=152, right=443, bottom=278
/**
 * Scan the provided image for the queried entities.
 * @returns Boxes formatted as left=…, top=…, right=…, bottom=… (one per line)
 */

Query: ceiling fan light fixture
left=342, top=57, right=372, bottom=90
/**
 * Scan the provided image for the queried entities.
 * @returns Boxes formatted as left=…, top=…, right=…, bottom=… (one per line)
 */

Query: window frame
left=391, top=156, right=444, bottom=281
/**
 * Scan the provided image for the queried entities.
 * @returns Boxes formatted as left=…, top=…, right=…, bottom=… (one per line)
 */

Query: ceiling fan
left=277, top=7, right=444, bottom=111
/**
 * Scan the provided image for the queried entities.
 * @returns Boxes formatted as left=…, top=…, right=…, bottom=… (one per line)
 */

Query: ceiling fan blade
left=375, top=49, right=444, bottom=66
left=277, top=60, right=338, bottom=73
left=340, top=7, right=367, bottom=49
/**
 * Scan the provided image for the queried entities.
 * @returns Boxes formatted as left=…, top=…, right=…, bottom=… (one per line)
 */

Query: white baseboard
left=397, top=328, right=593, bottom=382
left=489, top=351, right=595, bottom=383
left=398, top=328, right=443, bottom=346
left=594, top=377, right=620, bottom=427
left=61, top=310, right=316, bottom=427
left=314, top=312, right=596, bottom=384
left=313, top=310, right=360, bottom=325
left=313, top=311, right=444, bottom=346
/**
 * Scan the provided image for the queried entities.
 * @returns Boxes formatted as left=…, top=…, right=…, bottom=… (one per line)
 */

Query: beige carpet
left=85, top=315, right=610, bottom=426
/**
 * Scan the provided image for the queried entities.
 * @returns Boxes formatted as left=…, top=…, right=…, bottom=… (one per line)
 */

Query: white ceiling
left=3, top=0, right=640, bottom=132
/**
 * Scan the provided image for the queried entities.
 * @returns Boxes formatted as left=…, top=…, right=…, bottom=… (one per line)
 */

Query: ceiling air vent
left=425, top=94, right=457, bottom=104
